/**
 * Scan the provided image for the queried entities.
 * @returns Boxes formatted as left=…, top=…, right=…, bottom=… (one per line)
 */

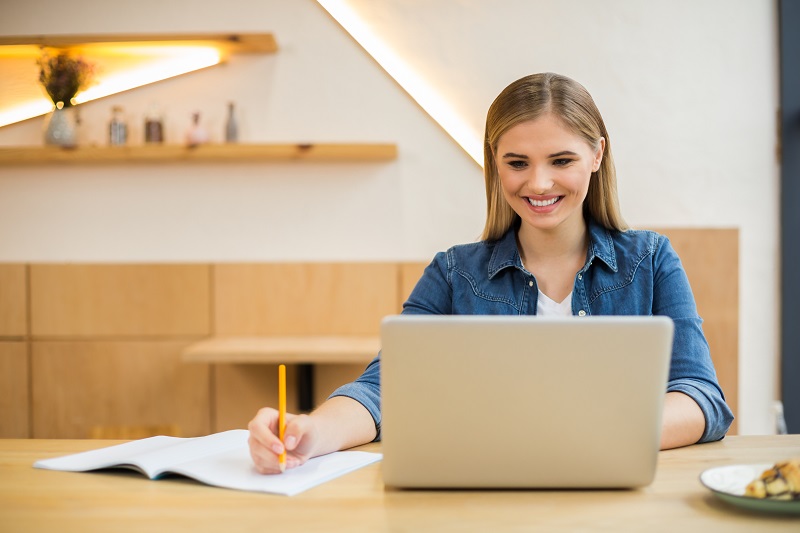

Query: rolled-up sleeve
left=328, top=355, right=382, bottom=440
left=653, top=236, right=734, bottom=442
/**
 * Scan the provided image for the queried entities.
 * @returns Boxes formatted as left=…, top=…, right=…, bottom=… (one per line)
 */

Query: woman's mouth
left=527, top=196, right=561, bottom=207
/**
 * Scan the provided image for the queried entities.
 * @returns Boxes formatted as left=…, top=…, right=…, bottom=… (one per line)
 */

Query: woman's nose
left=527, top=166, right=553, bottom=194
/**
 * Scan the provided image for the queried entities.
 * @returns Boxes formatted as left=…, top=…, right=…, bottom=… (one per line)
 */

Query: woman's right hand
left=247, top=407, right=319, bottom=474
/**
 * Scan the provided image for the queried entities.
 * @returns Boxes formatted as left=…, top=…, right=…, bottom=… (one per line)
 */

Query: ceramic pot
left=44, top=106, right=77, bottom=147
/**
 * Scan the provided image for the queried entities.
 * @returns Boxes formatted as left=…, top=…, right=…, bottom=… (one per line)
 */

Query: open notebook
left=34, top=429, right=381, bottom=496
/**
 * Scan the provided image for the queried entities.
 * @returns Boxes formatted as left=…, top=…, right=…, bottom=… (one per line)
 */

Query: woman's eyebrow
left=502, top=150, right=579, bottom=159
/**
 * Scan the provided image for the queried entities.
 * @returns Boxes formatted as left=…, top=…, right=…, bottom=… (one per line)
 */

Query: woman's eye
left=553, top=158, right=574, bottom=167
left=508, top=160, right=528, bottom=169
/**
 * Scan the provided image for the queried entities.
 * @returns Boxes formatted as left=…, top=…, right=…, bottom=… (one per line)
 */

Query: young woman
left=248, top=72, right=734, bottom=474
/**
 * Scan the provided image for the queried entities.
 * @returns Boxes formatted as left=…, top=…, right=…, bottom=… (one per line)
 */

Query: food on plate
left=744, top=459, right=800, bottom=500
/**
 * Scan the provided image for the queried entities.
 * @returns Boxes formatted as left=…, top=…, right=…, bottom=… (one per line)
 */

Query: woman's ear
left=593, top=137, right=606, bottom=172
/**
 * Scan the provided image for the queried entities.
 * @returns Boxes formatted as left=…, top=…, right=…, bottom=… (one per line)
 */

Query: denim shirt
left=331, top=218, right=734, bottom=443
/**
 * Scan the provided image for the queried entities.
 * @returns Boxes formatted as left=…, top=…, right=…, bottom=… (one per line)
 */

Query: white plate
left=699, top=464, right=800, bottom=515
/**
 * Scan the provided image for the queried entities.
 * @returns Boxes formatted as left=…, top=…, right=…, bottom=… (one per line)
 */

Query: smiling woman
left=483, top=73, right=625, bottom=242
left=247, top=72, right=736, bottom=476
left=494, top=116, right=604, bottom=303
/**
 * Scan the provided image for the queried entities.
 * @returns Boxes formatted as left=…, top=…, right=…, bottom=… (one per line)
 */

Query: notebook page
left=170, top=446, right=383, bottom=496
left=34, top=435, right=185, bottom=477
left=34, top=430, right=246, bottom=478
left=117, top=430, right=247, bottom=477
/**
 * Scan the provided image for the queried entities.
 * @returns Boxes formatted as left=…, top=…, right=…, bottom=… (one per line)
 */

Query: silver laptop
left=380, top=315, right=673, bottom=489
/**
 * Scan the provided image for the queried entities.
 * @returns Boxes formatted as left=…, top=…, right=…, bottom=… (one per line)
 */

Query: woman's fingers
left=247, top=408, right=315, bottom=474
left=248, top=407, right=285, bottom=473
left=248, top=407, right=283, bottom=451
left=283, top=413, right=314, bottom=454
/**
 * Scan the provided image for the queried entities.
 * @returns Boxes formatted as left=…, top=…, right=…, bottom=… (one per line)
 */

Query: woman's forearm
left=308, top=396, right=378, bottom=456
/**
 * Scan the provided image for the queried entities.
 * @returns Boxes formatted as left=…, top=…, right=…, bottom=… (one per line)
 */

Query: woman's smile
left=526, top=195, right=563, bottom=209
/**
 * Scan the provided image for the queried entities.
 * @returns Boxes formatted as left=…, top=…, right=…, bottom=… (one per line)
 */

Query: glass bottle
left=185, top=112, right=209, bottom=147
left=109, top=106, right=127, bottom=146
left=144, top=103, right=164, bottom=144
left=225, top=102, right=238, bottom=143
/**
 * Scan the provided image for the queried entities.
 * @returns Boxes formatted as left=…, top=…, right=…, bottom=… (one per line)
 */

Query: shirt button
left=578, top=274, right=583, bottom=280
left=528, top=281, right=534, bottom=287
left=578, top=310, right=586, bottom=317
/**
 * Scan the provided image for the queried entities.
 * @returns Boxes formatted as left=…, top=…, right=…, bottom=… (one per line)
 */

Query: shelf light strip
left=316, top=0, right=483, bottom=167
left=0, top=47, right=220, bottom=128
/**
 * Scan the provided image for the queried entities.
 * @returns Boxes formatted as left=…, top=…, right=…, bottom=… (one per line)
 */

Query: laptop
left=380, top=315, right=673, bottom=489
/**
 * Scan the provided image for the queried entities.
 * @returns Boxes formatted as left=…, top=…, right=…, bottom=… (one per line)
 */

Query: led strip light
left=0, top=46, right=220, bottom=128
left=317, top=0, right=483, bottom=166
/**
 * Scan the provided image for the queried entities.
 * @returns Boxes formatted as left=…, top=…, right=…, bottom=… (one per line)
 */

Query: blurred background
left=0, top=1, right=785, bottom=438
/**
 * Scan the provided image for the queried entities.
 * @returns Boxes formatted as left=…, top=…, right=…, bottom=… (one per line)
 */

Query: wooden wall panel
left=214, top=263, right=399, bottom=336
left=656, top=228, right=739, bottom=434
left=214, top=362, right=371, bottom=431
left=0, top=342, right=29, bottom=437
left=0, top=264, right=27, bottom=337
left=30, top=264, right=211, bottom=337
left=214, top=364, right=299, bottom=432
left=313, top=363, right=370, bottom=406
left=32, top=341, right=210, bottom=438
left=399, top=262, right=428, bottom=309
left=18, top=237, right=737, bottom=438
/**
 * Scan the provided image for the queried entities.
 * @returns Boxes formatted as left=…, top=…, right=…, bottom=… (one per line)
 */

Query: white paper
left=34, top=429, right=382, bottom=496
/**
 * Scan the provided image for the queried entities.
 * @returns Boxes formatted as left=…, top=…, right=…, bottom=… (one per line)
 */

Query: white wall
left=0, top=0, right=780, bottom=435
left=0, top=0, right=484, bottom=261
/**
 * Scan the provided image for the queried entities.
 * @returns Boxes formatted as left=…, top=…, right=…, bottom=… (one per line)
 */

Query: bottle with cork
left=108, top=106, right=127, bottom=146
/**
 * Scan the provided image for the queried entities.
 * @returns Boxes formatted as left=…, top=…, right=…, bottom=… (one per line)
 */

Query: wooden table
left=1, top=436, right=798, bottom=532
left=181, top=336, right=380, bottom=365
left=182, top=336, right=380, bottom=411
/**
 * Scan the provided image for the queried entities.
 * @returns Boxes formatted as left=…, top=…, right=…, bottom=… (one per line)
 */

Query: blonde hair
left=481, top=72, right=627, bottom=241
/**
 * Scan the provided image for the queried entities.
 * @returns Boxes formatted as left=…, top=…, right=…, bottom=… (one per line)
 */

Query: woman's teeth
left=528, top=197, right=559, bottom=207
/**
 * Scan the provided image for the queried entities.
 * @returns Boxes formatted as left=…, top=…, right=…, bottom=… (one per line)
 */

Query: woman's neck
left=516, top=215, right=589, bottom=268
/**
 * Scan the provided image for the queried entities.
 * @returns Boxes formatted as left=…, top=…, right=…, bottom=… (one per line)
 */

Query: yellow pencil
left=278, top=364, right=286, bottom=473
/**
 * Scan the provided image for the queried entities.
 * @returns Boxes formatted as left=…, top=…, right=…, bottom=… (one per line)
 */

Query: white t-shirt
left=537, top=290, right=573, bottom=316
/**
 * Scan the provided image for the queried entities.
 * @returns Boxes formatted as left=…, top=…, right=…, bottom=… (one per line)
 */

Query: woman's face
left=495, top=114, right=604, bottom=234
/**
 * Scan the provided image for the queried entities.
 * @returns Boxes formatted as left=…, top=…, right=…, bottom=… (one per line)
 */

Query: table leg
left=297, top=363, right=315, bottom=412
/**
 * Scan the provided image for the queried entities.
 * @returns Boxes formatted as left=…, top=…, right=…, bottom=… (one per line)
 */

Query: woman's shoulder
left=614, top=227, right=663, bottom=247
left=446, top=239, right=496, bottom=254
left=440, top=238, right=497, bottom=264
left=427, top=236, right=507, bottom=275
left=605, top=227, right=679, bottom=269
left=587, top=219, right=673, bottom=268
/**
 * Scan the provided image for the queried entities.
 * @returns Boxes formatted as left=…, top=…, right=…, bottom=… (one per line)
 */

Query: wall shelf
left=0, top=143, right=398, bottom=165
left=0, top=33, right=278, bottom=56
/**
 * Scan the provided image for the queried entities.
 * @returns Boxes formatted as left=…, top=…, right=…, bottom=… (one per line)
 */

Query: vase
left=44, top=106, right=77, bottom=147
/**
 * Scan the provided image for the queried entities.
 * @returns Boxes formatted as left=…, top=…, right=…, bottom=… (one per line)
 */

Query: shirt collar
left=585, top=217, right=618, bottom=273
left=487, top=217, right=619, bottom=280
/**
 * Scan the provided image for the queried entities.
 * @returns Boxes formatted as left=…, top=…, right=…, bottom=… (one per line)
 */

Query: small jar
left=144, top=104, right=164, bottom=144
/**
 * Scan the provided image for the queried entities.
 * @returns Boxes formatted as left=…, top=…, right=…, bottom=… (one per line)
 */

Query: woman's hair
left=481, top=72, right=627, bottom=241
